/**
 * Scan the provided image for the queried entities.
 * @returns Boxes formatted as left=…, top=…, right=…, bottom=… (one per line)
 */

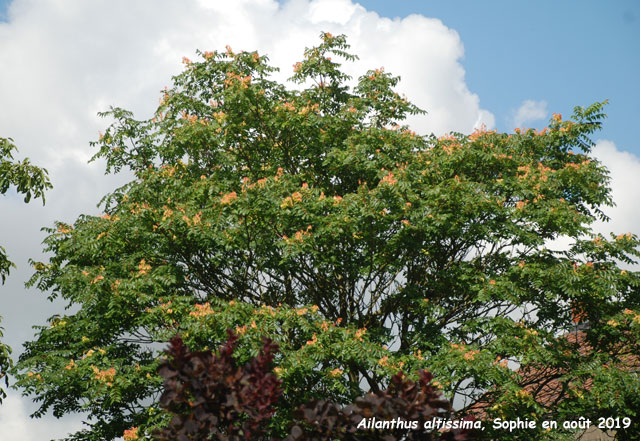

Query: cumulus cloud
left=511, top=99, right=548, bottom=128
left=0, top=0, right=494, bottom=159
left=592, top=139, right=640, bottom=242
left=0, top=392, right=37, bottom=440
left=0, top=391, right=84, bottom=440
left=546, top=139, right=640, bottom=264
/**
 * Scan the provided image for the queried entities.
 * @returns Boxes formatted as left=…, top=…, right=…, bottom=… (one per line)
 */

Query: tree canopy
left=0, top=136, right=52, bottom=403
left=14, top=34, right=640, bottom=440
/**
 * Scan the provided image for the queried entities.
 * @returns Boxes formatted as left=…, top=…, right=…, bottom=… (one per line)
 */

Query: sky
left=0, top=1, right=638, bottom=439
left=356, top=0, right=640, bottom=154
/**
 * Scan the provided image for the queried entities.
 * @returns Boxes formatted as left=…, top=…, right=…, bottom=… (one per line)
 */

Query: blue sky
left=356, top=0, right=640, bottom=155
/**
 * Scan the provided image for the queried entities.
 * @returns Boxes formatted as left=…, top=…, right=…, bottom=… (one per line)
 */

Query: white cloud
left=0, top=391, right=84, bottom=440
left=592, top=140, right=640, bottom=243
left=548, top=140, right=640, bottom=248
left=511, top=99, right=548, bottom=128
left=546, top=140, right=640, bottom=267
left=0, top=392, right=32, bottom=441
left=307, top=0, right=359, bottom=24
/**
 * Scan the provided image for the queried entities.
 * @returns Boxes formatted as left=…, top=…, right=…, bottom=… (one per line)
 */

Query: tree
left=14, top=33, right=640, bottom=440
left=0, top=136, right=52, bottom=403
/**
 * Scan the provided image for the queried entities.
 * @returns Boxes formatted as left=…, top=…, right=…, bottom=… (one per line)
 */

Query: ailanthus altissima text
left=356, top=417, right=482, bottom=431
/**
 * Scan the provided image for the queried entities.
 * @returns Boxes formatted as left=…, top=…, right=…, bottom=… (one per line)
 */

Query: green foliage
left=0, top=136, right=52, bottom=282
left=0, top=136, right=52, bottom=403
left=13, top=34, right=640, bottom=441
left=0, top=137, right=52, bottom=204
left=0, top=323, right=9, bottom=404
